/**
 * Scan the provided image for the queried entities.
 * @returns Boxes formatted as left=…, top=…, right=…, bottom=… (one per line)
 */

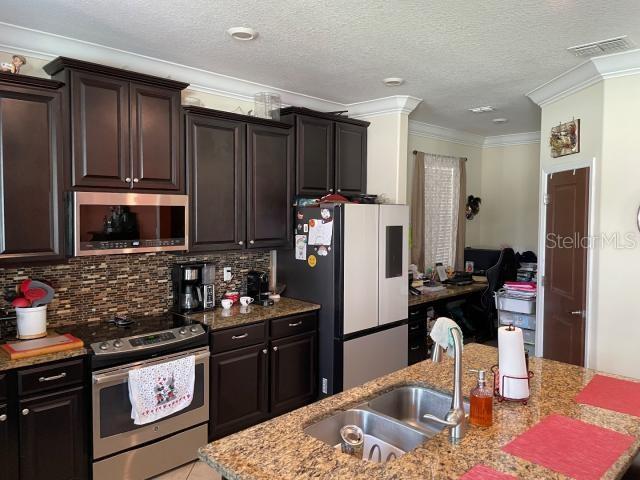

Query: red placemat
left=502, top=414, right=635, bottom=480
left=460, top=464, right=517, bottom=479
left=576, top=374, right=640, bottom=417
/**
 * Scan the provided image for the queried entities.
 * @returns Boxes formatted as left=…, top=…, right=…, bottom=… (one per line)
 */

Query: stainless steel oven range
left=67, top=314, right=209, bottom=480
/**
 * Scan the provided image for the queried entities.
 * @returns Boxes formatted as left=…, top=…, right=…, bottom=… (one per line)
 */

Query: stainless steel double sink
left=304, top=386, right=470, bottom=463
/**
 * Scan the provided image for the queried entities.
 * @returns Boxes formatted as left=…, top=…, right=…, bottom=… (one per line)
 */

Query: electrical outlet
left=322, top=377, right=328, bottom=394
left=223, top=267, right=232, bottom=282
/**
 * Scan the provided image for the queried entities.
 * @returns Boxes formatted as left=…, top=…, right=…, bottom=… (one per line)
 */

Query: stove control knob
left=190, top=326, right=199, bottom=333
left=179, top=328, right=187, bottom=335
left=99, top=342, right=109, bottom=351
left=113, top=340, right=123, bottom=348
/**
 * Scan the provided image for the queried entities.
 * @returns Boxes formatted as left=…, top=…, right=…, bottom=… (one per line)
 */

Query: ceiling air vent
left=567, top=36, right=633, bottom=57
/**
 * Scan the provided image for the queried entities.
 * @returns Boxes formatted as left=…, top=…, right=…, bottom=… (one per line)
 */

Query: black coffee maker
left=172, top=263, right=215, bottom=312
left=247, top=270, right=271, bottom=305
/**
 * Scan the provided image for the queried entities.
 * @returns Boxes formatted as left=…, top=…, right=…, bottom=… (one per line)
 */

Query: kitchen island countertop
left=198, top=343, right=640, bottom=479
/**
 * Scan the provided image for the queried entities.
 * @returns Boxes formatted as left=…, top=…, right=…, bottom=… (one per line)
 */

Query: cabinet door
left=70, top=71, right=131, bottom=188
left=0, top=85, right=64, bottom=264
left=0, top=403, right=18, bottom=480
left=270, top=331, right=317, bottom=416
left=246, top=124, right=293, bottom=249
left=296, top=115, right=334, bottom=196
left=187, top=114, right=245, bottom=251
left=130, top=83, right=182, bottom=191
left=19, top=387, right=87, bottom=480
left=210, top=344, right=268, bottom=440
left=334, top=122, right=367, bottom=196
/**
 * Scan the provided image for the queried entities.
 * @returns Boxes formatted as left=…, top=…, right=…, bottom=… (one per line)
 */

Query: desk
left=408, top=282, right=486, bottom=307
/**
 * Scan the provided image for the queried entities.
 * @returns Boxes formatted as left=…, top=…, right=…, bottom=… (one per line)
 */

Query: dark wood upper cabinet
left=270, top=330, right=317, bottom=416
left=281, top=107, right=369, bottom=197
left=247, top=123, right=293, bottom=249
left=130, top=83, right=181, bottom=190
left=44, top=57, right=188, bottom=193
left=210, top=343, right=268, bottom=440
left=70, top=71, right=130, bottom=188
left=0, top=74, right=64, bottom=265
left=19, top=386, right=87, bottom=480
left=186, top=111, right=245, bottom=251
left=295, top=116, right=333, bottom=196
left=335, top=122, right=367, bottom=196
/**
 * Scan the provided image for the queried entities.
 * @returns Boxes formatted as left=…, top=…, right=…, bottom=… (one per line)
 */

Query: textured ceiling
left=2, top=0, right=640, bottom=135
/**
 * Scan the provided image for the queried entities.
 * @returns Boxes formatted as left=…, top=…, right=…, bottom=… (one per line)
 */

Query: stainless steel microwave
left=70, top=192, right=189, bottom=256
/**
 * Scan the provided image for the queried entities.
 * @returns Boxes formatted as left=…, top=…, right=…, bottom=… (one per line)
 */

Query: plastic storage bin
left=498, top=310, right=536, bottom=331
left=495, top=291, right=536, bottom=314
left=522, top=328, right=536, bottom=345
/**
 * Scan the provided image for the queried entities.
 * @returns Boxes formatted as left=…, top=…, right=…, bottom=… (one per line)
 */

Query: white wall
left=407, top=134, right=540, bottom=253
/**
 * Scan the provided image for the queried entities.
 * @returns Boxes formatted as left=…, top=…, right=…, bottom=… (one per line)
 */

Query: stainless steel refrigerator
left=277, top=203, right=409, bottom=396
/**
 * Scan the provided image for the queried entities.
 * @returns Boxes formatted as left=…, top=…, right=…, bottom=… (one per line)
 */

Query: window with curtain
left=423, top=154, right=461, bottom=269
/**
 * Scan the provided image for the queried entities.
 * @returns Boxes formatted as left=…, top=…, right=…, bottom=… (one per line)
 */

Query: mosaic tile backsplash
left=0, top=250, right=271, bottom=328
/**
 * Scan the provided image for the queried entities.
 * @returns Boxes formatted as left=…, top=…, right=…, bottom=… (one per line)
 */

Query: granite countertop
left=0, top=345, right=88, bottom=372
left=409, top=282, right=486, bottom=307
left=199, top=343, right=640, bottom=479
left=186, top=297, right=320, bottom=332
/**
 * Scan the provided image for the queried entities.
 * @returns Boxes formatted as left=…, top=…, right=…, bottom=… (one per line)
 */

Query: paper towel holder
left=490, top=365, right=534, bottom=405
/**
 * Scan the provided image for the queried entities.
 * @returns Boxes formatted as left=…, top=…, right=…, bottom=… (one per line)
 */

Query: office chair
left=476, top=248, right=518, bottom=340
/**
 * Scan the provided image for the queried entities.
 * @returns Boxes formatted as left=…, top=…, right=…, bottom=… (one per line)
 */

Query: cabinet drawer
left=17, top=359, right=84, bottom=397
left=408, top=332, right=429, bottom=365
left=408, top=318, right=427, bottom=335
left=211, top=322, right=266, bottom=354
left=270, top=313, right=317, bottom=340
left=408, top=304, right=430, bottom=320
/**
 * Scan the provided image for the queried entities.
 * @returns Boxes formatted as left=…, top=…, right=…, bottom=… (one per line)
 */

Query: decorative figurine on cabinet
left=1, top=54, right=27, bottom=74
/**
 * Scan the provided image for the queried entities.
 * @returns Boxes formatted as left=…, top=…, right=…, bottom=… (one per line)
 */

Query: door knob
left=569, top=310, right=584, bottom=316
left=21, top=408, right=29, bottom=416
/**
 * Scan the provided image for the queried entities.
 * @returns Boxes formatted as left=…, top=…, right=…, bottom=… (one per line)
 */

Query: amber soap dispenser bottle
left=469, top=369, right=493, bottom=427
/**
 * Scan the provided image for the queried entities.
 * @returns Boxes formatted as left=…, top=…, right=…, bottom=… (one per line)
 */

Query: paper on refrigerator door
left=295, top=235, right=307, bottom=260
left=308, top=219, right=333, bottom=246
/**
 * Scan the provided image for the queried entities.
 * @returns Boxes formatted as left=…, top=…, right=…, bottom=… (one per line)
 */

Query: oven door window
left=98, top=363, right=205, bottom=439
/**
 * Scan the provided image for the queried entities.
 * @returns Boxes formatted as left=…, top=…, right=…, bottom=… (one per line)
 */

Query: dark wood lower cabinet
left=19, top=386, right=87, bottom=480
left=210, top=343, right=269, bottom=440
left=0, top=402, right=19, bottom=480
left=270, top=331, right=317, bottom=416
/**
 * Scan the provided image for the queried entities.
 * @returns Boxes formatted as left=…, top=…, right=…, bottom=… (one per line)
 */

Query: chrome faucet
left=424, top=327, right=467, bottom=443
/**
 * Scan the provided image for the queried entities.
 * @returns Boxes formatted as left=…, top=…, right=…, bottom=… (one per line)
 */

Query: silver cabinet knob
left=21, top=409, right=29, bottom=416
left=238, top=241, right=244, bottom=245
left=113, top=340, right=123, bottom=348
left=0, top=414, right=7, bottom=422
left=179, top=328, right=187, bottom=335
left=249, top=240, right=255, bottom=245
left=273, top=346, right=278, bottom=352
left=133, top=178, right=140, bottom=183
left=262, top=349, right=268, bottom=354
left=190, top=326, right=199, bottom=333
left=337, top=189, right=341, bottom=192
left=329, top=188, right=334, bottom=192
left=125, top=177, right=132, bottom=183
left=99, top=342, right=109, bottom=350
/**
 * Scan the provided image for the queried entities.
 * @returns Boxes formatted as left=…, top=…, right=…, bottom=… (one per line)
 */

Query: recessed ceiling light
left=227, top=27, right=258, bottom=41
left=468, top=106, right=495, bottom=113
left=383, top=77, right=404, bottom=87
left=492, top=118, right=508, bottom=124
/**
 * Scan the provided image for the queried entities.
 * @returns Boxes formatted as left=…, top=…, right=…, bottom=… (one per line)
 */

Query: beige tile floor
left=152, top=460, right=221, bottom=480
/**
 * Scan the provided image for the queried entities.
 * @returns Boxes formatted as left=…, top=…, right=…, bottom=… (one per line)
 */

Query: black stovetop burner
left=63, top=312, right=196, bottom=345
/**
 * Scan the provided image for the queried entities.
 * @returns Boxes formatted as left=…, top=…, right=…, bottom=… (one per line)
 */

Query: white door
left=378, top=205, right=409, bottom=325
left=343, top=204, right=379, bottom=334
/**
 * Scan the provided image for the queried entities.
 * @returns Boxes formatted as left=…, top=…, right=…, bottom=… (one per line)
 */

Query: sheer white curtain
left=423, top=154, right=461, bottom=269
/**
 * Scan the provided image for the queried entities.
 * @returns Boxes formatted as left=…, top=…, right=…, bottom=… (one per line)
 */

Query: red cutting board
left=460, top=465, right=517, bottom=479
left=576, top=374, right=640, bottom=417
left=502, top=414, right=635, bottom=480
left=1, top=334, right=84, bottom=359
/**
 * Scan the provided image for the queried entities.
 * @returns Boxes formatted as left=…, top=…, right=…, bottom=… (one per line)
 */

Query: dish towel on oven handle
left=128, top=355, right=195, bottom=425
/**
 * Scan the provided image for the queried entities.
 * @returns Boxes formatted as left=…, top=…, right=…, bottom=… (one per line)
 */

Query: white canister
left=15, top=305, right=48, bottom=339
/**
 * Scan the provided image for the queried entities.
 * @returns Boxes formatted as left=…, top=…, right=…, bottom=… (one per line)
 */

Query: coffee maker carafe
left=172, top=263, right=215, bottom=313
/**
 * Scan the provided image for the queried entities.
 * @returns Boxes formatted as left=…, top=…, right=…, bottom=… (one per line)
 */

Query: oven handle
left=93, top=350, right=209, bottom=385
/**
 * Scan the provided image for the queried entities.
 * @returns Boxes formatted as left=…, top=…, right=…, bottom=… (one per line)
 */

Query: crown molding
left=409, top=120, right=540, bottom=148
left=408, top=120, right=485, bottom=147
left=483, top=131, right=541, bottom=147
left=527, top=48, right=640, bottom=107
left=0, top=21, right=346, bottom=112
left=347, top=95, right=423, bottom=118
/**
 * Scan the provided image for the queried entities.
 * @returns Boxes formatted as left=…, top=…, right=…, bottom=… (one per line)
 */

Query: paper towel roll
left=498, top=326, right=529, bottom=399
